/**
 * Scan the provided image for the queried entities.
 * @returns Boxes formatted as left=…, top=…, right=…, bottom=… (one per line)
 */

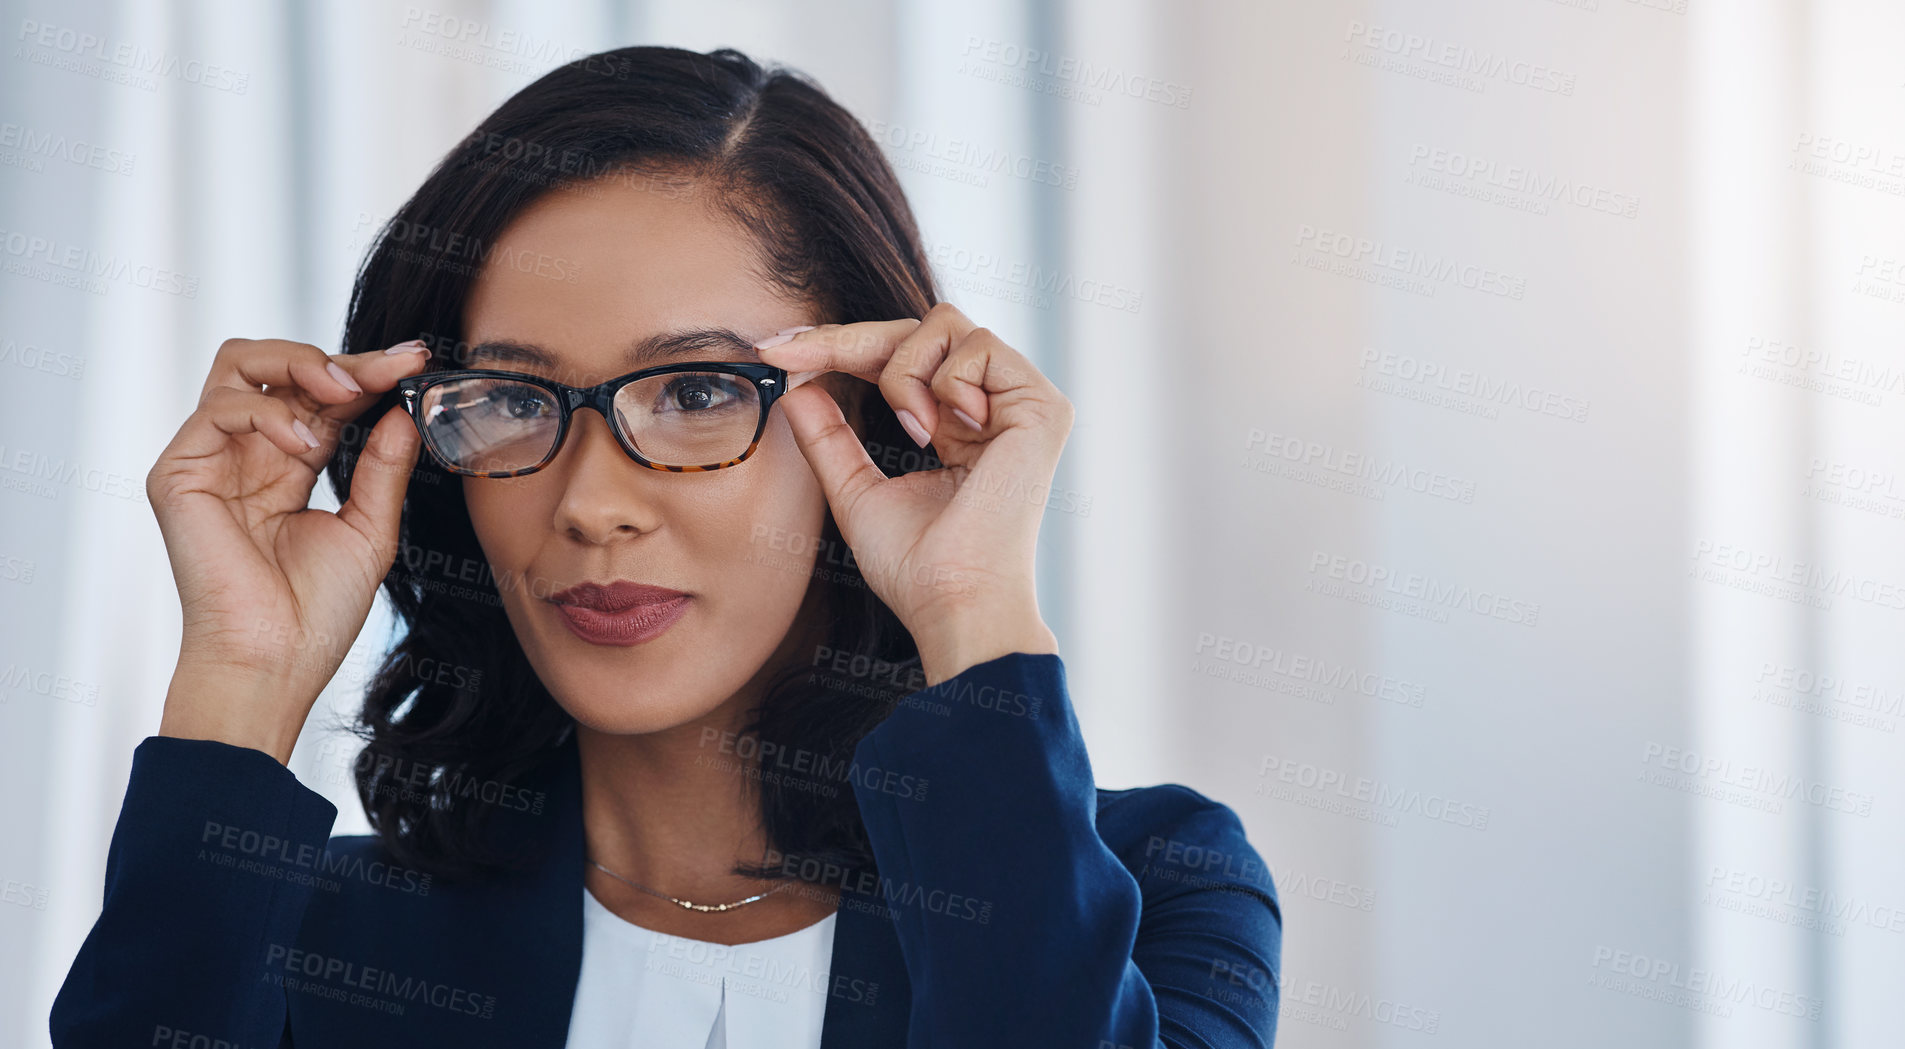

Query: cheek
left=698, top=416, right=832, bottom=582
left=462, top=475, right=552, bottom=571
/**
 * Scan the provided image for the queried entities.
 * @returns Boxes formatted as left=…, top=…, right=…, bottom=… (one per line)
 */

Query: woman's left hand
left=755, top=302, right=1071, bottom=685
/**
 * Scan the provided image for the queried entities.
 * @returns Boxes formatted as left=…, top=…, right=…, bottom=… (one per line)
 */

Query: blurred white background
left=4, top=1, right=1904, bottom=1046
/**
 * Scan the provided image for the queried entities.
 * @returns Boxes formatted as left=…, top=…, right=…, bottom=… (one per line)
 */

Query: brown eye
left=487, top=382, right=556, bottom=419
left=653, top=373, right=747, bottom=415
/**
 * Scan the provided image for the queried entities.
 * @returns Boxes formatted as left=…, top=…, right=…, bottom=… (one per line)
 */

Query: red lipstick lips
left=547, top=580, right=690, bottom=646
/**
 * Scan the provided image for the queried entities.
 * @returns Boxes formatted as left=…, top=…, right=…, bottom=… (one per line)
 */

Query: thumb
left=778, top=383, right=886, bottom=523
left=335, top=404, right=422, bottom=563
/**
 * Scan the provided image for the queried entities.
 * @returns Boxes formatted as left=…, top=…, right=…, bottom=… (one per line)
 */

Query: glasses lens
left=416, top=376, right=563, bottom=473
left=613, top=370, right=764, bottom=467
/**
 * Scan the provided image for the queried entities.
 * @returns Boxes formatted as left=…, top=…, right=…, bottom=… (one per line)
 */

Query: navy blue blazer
left=51, top=651, right=1281, bottom=1047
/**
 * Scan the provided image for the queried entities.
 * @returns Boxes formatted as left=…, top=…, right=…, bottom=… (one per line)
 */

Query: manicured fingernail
left=777, top=325, right=816, bottom=336
left=953, top=407, right=982, bottom=431
left=326, top=361, right=363, bottom=394
left=383, top=339, right=430, bottom=356
left=292, top=419, right=320, bottom=450
left=895, top=408, right=932, bottom=447
left=754, top=332, right=796, bottom=350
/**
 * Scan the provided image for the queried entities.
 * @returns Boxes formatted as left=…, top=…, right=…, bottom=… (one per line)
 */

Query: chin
left=561, top=701, right=716, bottom=737
left=549, top=674, right=723, bottom=736
left=534, top=653, right=749, bottom=738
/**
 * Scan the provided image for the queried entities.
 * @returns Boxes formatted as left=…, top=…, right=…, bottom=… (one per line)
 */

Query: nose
left=549, top=407, right=664, bottom=545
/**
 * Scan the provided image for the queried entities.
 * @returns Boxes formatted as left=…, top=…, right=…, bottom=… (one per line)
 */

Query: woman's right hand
left=148, top=337, right=431, bottom=764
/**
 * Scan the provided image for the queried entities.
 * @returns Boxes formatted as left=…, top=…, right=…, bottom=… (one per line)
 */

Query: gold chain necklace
left=588, top=858, right=795, bottom=913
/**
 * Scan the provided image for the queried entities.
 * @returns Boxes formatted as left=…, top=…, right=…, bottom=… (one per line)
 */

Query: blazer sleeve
left=49, top=735, right=340, bottom=1049
left=848, top=651, right=1282, bottom=1049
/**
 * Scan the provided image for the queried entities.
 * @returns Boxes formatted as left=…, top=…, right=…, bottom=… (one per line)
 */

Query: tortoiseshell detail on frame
left=395, top=361, right=788, bottom=477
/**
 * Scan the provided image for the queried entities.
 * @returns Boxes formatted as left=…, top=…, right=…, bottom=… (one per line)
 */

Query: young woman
left=50, top=46, right=1281, bottom=1049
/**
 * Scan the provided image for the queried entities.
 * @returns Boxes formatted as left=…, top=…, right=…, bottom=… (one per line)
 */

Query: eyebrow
left=464, top=327, right=761, bottom=372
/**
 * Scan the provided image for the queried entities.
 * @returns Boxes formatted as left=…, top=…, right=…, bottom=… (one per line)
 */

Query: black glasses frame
left=395, top=361, right=789, bottom=477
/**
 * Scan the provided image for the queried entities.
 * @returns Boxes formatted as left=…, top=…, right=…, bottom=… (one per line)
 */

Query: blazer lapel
left=462, top=732, right=588, bottom=1046
left=820, top=868, right=913, bottom=1047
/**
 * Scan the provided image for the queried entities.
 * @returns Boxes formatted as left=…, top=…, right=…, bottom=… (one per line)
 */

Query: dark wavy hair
left=321, top=45, right=942, bottom=884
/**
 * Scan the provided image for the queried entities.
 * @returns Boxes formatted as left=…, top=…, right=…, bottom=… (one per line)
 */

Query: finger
left=877, top=303, right=980, bottom=446
left=754, top=318, right=922, bottom=381
left=201, top=338, right=364, bottom=407
left=758, top=319, right=933, bottom=445
left=775, top=384, right=888, bottom=528
left=929, top=328, right=1021, bottom=433
left=334, top=404, right=423, bottom=565
left=172, top=386, right=325, bottom=461
left=757, top=303, right=979, bottom=446
left=305, top=340, right=434, bottom=424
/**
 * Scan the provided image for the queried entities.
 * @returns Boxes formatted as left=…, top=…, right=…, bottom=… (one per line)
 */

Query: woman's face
left=458, top=175, right=840, bottom=735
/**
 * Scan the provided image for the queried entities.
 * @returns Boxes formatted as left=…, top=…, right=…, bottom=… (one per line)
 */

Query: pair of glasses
left=396, top=362, right=789, bottom=476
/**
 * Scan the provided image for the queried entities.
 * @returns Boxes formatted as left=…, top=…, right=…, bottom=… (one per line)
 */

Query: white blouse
left=565, top=886, right=839, bottom=1049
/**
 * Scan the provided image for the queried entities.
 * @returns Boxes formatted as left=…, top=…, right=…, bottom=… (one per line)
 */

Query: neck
left=574, top=600, right=842, bottom=943
left=576, top=701, right=770, bottom=899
